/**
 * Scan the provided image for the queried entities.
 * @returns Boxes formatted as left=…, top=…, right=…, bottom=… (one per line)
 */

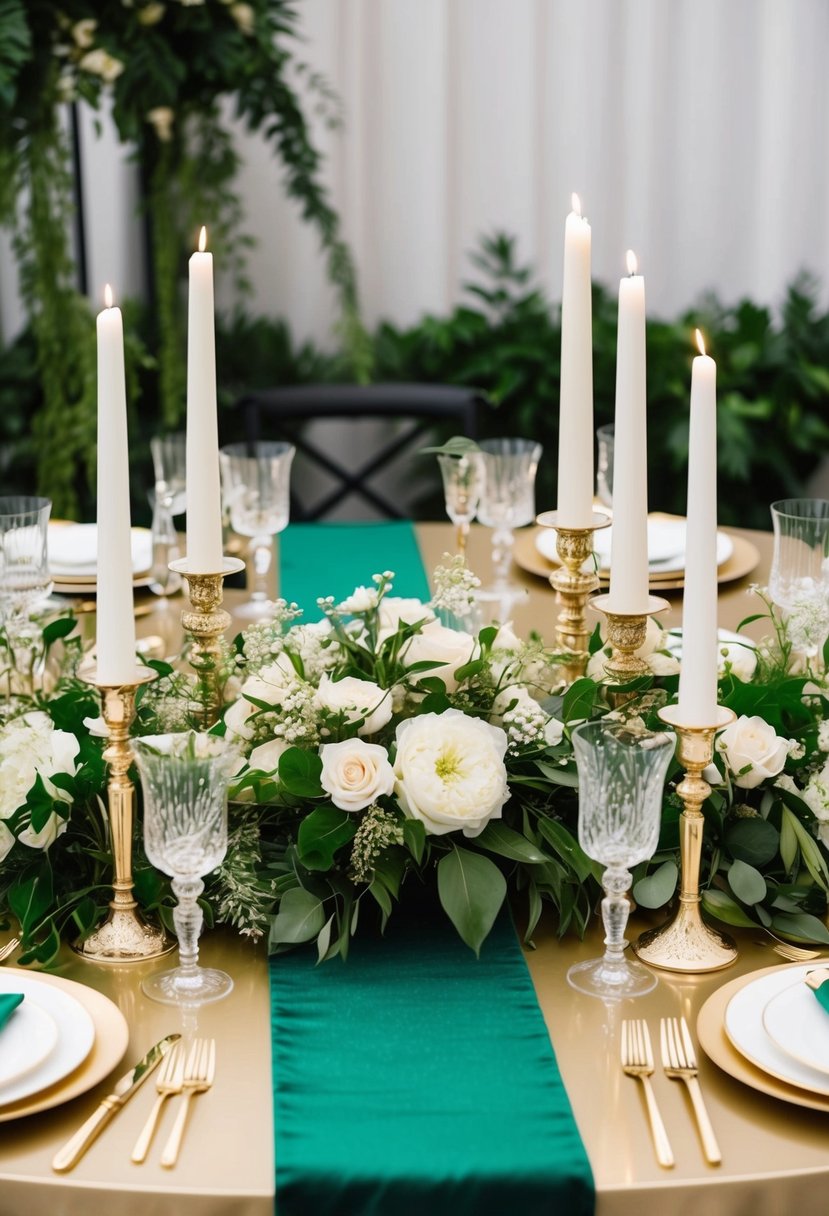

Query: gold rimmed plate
left=697, top=964, right=829, bottom=1112
left=0, top=969, right=129, bottom=1122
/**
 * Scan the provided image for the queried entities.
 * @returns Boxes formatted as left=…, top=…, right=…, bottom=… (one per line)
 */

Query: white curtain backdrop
left=2, top=0, right=828, bottom=343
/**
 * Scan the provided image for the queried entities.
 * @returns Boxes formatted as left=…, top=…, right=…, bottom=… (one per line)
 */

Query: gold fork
left=160, top=1038, right=215, bottom=1169
left=0, top=938, right=20, bottom=964
left=131, top=1041, right=185, bottom=1164
left=660, top=1016, right=721, bottom=1165
left=621, top=1020, right=674, bottom=1169
left=771, top=942, right=825, bottom=963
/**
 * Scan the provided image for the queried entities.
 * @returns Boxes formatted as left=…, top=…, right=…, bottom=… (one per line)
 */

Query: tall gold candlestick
left=170, top=557, right=245, bottom=729
left=536, top=510, right=611, bottom=684
left=634, top=704, right=738, bottom=973
left=591, top=593, right=670, bottom=684
left=76, top=666, right=171, bottom=963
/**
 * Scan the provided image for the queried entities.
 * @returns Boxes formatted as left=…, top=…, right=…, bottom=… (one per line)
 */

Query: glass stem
left=491, top=524, right=514, bottom=587
left=600, top=865, right=632, bottom=962
left=250, top=535, right=273, bottom=602
left=456, top=519, right=469, bottom=557
left=171, top=877, right=205, bottom=978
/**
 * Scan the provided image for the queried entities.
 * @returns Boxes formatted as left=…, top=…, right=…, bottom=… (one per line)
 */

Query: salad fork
left=131, top=1041, right=185, bottom=1163
left=660, top=1016, right=721, bottom=1165
left=160, top=1038, right=216, bottom=1168
left=621, top=1020, right=674, bottom=1169
left=0, top=938, right=20, bottom=964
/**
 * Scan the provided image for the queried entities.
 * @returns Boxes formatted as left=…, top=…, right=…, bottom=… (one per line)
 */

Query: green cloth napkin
left=0, top=993, right=23, bottom=1032
left=269, top=903, right=594, bottom=1216
left=279, top=521, right=431, bottom=619
left=811, top=977, right=829, bottom=1015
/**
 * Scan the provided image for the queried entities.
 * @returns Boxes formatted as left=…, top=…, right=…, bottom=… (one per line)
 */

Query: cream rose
left=320, top=739, right=395, bottom=812
left=315, top=674, right=392, bottom=736
left=718, top=715, right=788, bottom=789
left=402, top=620, right=476, bottom=692
left=225, top=653, right=299, bottom=741
left=393, top=709, right=509, bottom=837
left=248, top=738, right=290, bottom=773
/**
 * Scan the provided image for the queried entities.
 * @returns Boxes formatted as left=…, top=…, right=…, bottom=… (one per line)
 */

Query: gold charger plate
left=697, top=963, right=829, bottom=1113
left=513, top=526, right=760, bottom=592
left=0, top=968, right=129, bottom=1123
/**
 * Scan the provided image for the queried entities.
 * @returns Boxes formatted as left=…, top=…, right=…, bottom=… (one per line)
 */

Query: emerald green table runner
left=272, top=521, right=595, bottom=1215
left=280, top=521, right=431, bottom=618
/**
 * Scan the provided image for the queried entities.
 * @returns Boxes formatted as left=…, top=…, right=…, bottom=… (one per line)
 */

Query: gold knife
left=52, top=1033, right=180, bottom=1173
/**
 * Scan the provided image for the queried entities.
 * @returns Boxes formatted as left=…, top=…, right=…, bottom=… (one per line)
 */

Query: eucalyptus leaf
left=437, top=848, right=506, bottom=956
left=724, top=817, right=779, bottom=867
left=727, top=859, right=767, bottom=906
left=633, top=861, right=678, bottom=909
left=771, top=911, right=829, bottom=945
left=269, top=888, right=326, bottom=949
left=701, top=888, right=758, bottom=928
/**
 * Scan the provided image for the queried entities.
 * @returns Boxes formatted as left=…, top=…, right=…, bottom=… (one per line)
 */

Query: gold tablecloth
left=3, top=522, right=828, bottom=1215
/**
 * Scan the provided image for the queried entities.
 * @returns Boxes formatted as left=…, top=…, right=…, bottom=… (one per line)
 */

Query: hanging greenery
left=0, top=0, right=367, bottom=513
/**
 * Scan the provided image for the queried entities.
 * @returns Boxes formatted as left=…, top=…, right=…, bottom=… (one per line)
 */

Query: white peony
left=320, top=739, right=395, bottom=812
left=0, top=712, right=80, bottom=859
left=402, top=620, right=476, bottom=692
left=718, top=715, right=788, bottom=789
left=315, top=674, right=392, bottom=737
left=393, top=709, right=509, bottom=837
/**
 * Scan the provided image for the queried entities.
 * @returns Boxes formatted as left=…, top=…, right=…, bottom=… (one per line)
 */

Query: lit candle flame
left=626, top=249, right=638, bottom=276
left=695, top=328, right=706, bottom=357
left=198, top=226, right=207, bottom=253
left=104, top=283, right=113, bottom=309
left=571, top=192, right=582, bottom=217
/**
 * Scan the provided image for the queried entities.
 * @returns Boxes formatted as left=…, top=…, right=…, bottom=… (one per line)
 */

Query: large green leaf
left=437, top=848, right=506, bottom=956
left=633, top=861, right=678, bottom=909
left=475, top=822, right=546, bottom=864
left=297, top=807, right=357, bottom=871
left=771, top=912, right=829, bottom=946
left=536, top=817, right=598, bottom=883
left=727, top=859, right=767, bottom=906
left=724, top=817, right=780, bottom=867
left=700, top=888, right=757, bottom=928
left=269, top=887, right=325, bottom=949
left=278, top=748, right=324, bottom=798
left=562, top=678, right=598, bottom=724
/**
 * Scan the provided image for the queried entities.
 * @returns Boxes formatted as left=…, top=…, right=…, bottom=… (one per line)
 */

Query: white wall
left=3, top=0, right=829, bottom=344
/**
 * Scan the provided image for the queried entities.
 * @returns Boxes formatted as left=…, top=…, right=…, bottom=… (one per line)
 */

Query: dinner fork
left=621, top=1020, right=674, bottom=1169
left=160, top=1038, right=215, bottom=1169
left=131, top=1041, right=185, bottom=1164
left=660, top=1017, right=721, bottom=1165
left=0, top=938, right=19, bottom=964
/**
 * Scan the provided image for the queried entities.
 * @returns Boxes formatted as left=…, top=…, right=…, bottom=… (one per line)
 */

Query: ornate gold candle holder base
left=633, top=703, right=738, bottom=973
left=75, top=666, right=173, bottom=964
left=170, top=556, right=246, bottom=729
left=536, top=510, right=611, bottom=685
left=591, top=593, right=670, bottom=683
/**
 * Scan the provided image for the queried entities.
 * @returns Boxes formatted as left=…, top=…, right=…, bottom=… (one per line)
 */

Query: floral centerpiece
left=1, top=570, right=828, bottom=966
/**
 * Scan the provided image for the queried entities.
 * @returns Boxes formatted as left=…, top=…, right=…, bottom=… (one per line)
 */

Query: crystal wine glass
left=475, top=438, right=542, bottom=611
left=0, top=496, right=53, bottom=695
left=219, top=442, right=295, bottom=617
left=567, top=720, right=674, bottom=999
left=770, top=498, right=829, bottom=658
left=149, top=432, right=187, bottom=597
left=133, top=733, right=239, bottom=1006
left=437, top=451, right=483, bottom=557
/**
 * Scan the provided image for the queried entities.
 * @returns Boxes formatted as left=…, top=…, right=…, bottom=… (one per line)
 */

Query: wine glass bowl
left=149, top=433, right=187, bottom=597
left=769, top=498, right=829, bottom=657
left=220, top=442, right=295, bottom=616
left=566, top=720, right=674, bottom=999
left=133, top=732, right=239, bottom=1006
left=0, top=496, right=53, bottom=623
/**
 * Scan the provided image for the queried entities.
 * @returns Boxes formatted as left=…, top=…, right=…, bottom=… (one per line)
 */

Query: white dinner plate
left=0, top=972, right=95, bottom=1107
left=48, top=523, right=153, bottom=579
left=724, top=963, right=829, bottom=1096
left=534, top=519, right=734, bottom=572
left=0, top=999, right=58, bottom=1089
left=762, top=975, right=829, bottom=1078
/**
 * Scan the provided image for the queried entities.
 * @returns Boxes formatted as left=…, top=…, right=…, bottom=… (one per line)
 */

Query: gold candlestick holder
left=536, top=510, right=611, bottom=684
left=76, top=666, right=172, bottom=963
left=170, top=557, right=245, bottom=729
left=591, top=593, right=670, bottom=683
left=633, top=704, right=738, bottom=973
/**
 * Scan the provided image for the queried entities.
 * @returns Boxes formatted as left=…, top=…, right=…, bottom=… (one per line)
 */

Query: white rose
left=402, top=620, right=476, bottom=692
left=79, top=49, right=124, bottom=81
left=83, top=715, right=109, bottom=738
left=379, top=597, right=434, bottom=631
left=19, top=811, right=69, bottom=851
left=0, top=822, right=13, bottom=863
left=717, top=639, right=757, bottom=682
left=138, top=2, right=165, bottom=24
left=320, top=740, right=395, bottom=812
left=393, top=709, right=509, bottom=838
left=224, top=659, right=296, bottom=741
left=315, top=675, right=392, bottom=737
left=230, top=2, right=255, bottom=33
left=718, top=715, right=788, bottom=789
left=224, top=697, right=256, bottom=742
left=339, top=585, right=379, bottom=614
left=544, top=717, right=564, bottom=747
left=648, top=651, right=681, bottom=677
left=248, top=738, right=290, bottom=773
left=72, top=18, right=97, bottom=47
left=492, top=622, right=522, bottom=653
left=147, top=106, right=174, bottom=141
